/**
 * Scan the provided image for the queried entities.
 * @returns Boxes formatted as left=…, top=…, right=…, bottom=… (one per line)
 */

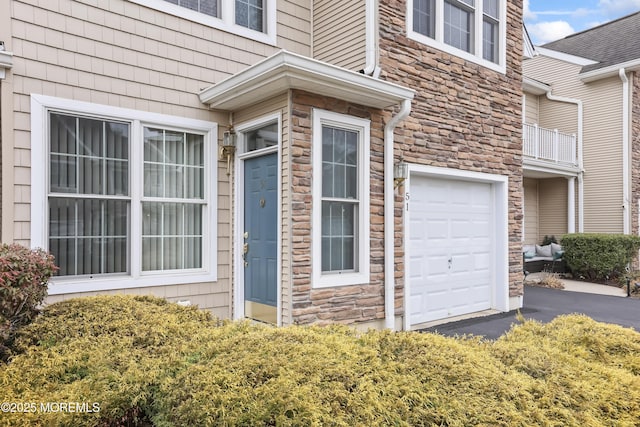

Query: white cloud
left=524, top=0, right=536, bottom=20
left=528, top=21, right=576, bottom=44
left=598, top=0, right=640, bottom=14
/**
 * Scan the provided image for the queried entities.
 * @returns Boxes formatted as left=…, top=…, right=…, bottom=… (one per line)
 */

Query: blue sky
left=525, top=0, right=640, bottom=45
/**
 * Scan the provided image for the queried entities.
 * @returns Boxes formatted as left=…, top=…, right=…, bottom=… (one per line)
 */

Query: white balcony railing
left=523, top=123, right=577, bottom=166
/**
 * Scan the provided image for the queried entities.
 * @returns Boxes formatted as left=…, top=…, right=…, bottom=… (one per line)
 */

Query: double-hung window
left=31, top=95, right=217, bottom=294
left=312, top=110, right=370, bottom=288
left=408, top=0, right=505, bottom=72
left=129, top=0, right=275, bottom=44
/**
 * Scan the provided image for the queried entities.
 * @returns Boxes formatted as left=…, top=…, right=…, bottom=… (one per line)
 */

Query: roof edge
left=536, top=47, right=598, bottom=67
left=522, top=77, right=551, bottom=95
left=580, top=58, right=640, bottom=82
left=198, top=50, right=415, bottom=111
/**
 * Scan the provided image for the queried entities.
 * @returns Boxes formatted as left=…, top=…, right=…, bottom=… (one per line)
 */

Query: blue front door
left=243, top=153, right=277, bottom=323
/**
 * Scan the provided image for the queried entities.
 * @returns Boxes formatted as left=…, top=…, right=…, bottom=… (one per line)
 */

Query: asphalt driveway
left=421, top=285, right=640, bottom=339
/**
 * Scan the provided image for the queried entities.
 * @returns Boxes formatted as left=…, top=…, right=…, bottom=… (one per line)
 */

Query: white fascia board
left=199, top=50, right=415, bottom=110
left=580, top=58, right=640, bottom=83
left=0, top=51, right=13, bottom=69
left=536, top=47, right=598, bottom=66
left=522, top=77, right=551, bottom=95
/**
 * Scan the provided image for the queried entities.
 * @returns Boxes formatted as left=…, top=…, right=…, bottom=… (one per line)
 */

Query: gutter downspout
left=619, top=68, right=631, bottom=234
left=363, top=0, right=381, bottom=77
left=384, top=99, right=411, bottom=330
left=545, top=91, right=584, bottom=232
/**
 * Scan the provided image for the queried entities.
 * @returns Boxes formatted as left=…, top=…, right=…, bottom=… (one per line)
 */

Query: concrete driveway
left=420, top=285, right=640, bottom=340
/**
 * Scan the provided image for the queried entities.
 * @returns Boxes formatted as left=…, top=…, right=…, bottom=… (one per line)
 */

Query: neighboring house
left=522, top=12, right=640, bottom=245
left=0, top=0, right=524, bottom=330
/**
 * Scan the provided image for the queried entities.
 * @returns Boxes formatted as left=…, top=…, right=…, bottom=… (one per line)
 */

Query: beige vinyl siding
left=582, top=76, right=624, bottom=232
left=523, top=55, right=624, bottom=233
left=45, top=282, right=230, bottom=318
left=4, top=0, right=311, bottom=313
left=523, top=178, right=539, bottom=244
left=524, top=92, right=539, bottom=124
left=313, top=0, right=366, bottom=71
left=539, top=97, right=578, bottom=136
left=538, top=178, right=568, bottom=242
left=278, top=0, right=312, bottom=55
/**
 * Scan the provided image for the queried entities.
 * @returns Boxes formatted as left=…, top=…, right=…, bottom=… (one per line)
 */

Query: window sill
left=407, top=30, right=506, bottom=74
left=47, top=270, right=218, bottom=295
left=313, top=271, right=370, bottom=289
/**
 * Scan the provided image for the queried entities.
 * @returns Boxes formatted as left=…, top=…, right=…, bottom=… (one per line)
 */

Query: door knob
left=243, top=243, right=249, bottom=255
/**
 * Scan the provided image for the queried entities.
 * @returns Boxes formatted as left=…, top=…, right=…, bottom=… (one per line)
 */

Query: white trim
left=312, top=109, right=371, bottom=288
left=580, top=58, right=640, bottom=83
left=402, top=165, right=511, bottom=331
left=543, top=90, right=584, bottom=232
left=620, top=68, right=631, bottom=235
left=363, top=0, right=380, bottom=76
left=536, top=47, right=598, bottom=67
left=128, top=0, right=277, bottom=45
left=384, top=99, right=412, bottom=330
left=0, top=50, right=13, bottom=79
left=233, top=113, right=282, bottom=324
left=30, top=94, right=218, bottom=295
left=199, top=50, right=415, bottom=110
left=522, top=76, right=551, bottom=95
left=406, top=0, right=507, bottom=74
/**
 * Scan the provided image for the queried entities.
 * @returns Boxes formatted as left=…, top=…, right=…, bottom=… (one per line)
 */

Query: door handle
left=243, top=243, right=249, bottom=255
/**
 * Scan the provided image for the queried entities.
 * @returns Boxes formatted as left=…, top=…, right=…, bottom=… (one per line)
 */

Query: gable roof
left=542, top=11, right=640, bottom=74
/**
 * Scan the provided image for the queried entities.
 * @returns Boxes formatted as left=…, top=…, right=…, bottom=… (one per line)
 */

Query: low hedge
left=561, top=233, right=640, bottom=281
left=1, top=296, right=640, bottom=426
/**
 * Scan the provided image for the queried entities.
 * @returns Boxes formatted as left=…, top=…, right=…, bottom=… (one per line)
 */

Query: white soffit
left=522, top=77, right=551, bottom=95
left=199, top=50, right=415, bottom=110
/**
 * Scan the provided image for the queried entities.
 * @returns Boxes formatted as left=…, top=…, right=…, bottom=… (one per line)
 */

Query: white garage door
left=408, top=176, right=494, bottom=326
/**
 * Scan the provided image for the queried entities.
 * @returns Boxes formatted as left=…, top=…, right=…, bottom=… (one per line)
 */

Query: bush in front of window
left=4, top=295, right=219, bottom=426
left=0, top=244, right=57, bottom=362
left=1, top=296, right=640, bottom=426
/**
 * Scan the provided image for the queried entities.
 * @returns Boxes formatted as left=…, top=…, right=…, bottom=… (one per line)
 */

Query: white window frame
left=128, top=0, right=276, bottom=45
left=312, top=109, right=370, bottom=288
left=407, top=0, right=507, bottom=73
left=31, top=94, right=218, bottom=295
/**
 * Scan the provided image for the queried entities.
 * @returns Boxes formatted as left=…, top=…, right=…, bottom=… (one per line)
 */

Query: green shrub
left=0, top=244, right=57, bottom=361
left=561, top=233, right=640, bottom=281
left=1, top=295, right=640, bottom=426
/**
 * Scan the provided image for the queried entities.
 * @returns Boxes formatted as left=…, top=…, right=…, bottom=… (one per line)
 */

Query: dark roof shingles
left=542, top=11, right=640, bottom=73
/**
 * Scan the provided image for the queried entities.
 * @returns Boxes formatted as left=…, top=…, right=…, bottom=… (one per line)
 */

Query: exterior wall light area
left=220, top=130, right=237, bottom=176
left=394, top=161, right=408, bottom=188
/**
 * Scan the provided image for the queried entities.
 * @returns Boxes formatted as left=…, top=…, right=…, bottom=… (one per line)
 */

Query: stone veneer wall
left=632, top=72, right=640, bottom=258
left=289, top=90, right=389, bottom=325
left=378, top=0, right=525, bottom=297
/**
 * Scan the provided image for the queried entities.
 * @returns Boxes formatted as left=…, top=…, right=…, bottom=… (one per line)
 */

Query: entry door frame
left=403, top=165, right=510, bottom=331
left=233, top=113, right=282, bottom=325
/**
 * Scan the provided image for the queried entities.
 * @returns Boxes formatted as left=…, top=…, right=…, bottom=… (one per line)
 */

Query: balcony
left=523, top=123, right=577, bottom=167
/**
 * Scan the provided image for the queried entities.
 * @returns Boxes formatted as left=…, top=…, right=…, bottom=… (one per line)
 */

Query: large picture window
left=31, top=95, right=217, bottom=293
left=408, top=0, right=505, bottom=72
left=312, top=110, right=370, bottom=288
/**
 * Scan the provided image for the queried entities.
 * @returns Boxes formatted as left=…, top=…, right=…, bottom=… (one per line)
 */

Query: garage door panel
left=409, top=176, right=494, bottom=325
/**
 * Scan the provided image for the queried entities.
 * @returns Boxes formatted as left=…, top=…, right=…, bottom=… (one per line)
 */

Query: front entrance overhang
left=524, top=159, right=581, bottom=179
left=198, top=50, right=415, bottom=110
